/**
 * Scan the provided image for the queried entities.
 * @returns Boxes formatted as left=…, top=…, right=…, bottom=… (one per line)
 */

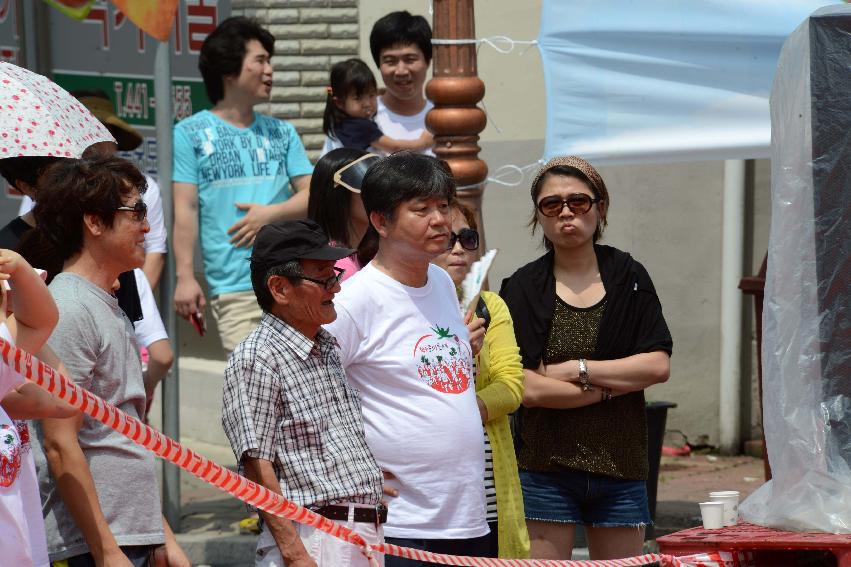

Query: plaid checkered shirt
left=222, top=312, right=383, bottom=509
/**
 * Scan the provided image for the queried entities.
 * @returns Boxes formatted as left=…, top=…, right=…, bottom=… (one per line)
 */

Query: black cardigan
left=499, top=244, right=672, bottom=371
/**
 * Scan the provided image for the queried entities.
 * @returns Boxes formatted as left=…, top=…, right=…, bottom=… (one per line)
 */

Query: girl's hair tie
left=326, top=86, right=334, bottom=95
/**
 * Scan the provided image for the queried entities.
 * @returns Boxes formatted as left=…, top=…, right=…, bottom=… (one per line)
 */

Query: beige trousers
left=210, top=290, right=263, bottom=355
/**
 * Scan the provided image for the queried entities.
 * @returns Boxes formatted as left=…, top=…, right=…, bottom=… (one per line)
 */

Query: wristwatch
left=578, top=358, right=593, bottom=391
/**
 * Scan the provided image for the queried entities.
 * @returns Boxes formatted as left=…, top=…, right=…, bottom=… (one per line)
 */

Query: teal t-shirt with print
left=172, top=110, right=313, bottom=296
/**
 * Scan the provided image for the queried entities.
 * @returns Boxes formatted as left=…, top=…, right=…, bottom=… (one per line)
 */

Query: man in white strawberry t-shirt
left=325, top=152, right=489, bottom=567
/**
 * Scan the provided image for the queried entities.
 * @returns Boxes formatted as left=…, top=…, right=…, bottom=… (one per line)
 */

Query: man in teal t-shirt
left=173, top=17, right=313, bottom=353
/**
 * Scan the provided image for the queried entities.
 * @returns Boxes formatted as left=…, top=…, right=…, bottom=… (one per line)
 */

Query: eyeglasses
left=299, top=267, right=346, bottom=290
left=115, top=200, right=148, bottom=223
left=536, top=193, right=600, bottom=217
left=448, top=228, right=479, bottom=251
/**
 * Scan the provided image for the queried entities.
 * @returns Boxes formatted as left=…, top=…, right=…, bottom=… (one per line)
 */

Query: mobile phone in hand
left=190, top=311, right=206, bottom=337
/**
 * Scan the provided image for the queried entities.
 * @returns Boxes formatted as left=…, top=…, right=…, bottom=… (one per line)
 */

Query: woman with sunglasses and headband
left=307, top=148, right=381, bottom=281
left=500, top=156, right=672, bottom=561
left=431, top=201, right=530, bottom=559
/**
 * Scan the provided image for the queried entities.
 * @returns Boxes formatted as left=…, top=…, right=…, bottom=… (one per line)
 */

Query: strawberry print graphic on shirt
left=14, top=421, right=29, bottom=454
left=413, top=324, right=472, bottom=394
left=0, top=422, right=21, bottom=488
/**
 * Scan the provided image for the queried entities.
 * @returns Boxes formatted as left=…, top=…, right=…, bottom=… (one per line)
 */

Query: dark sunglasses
left=299, top=267, right=346, bottom=290
left=115, top=200, right=148, bottom=223
left=536, top=193, right=600, bottom=217
left=448, top=228, right=479, bottom=251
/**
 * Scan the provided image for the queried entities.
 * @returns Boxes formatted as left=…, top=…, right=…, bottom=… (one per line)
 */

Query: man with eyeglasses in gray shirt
left=31, top=155, right=188, bottom=567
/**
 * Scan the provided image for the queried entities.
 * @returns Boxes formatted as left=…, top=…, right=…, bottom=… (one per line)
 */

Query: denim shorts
left=520, top=469, right=652, bottom=528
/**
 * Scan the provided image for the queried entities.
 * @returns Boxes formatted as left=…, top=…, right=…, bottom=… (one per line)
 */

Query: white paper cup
left=699, top=501, right=726, bottom=529
left=709, top=490, right=740, bottom=526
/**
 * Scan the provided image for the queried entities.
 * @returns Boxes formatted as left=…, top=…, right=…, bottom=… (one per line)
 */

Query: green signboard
left=53, top=72, right=209, bottom=127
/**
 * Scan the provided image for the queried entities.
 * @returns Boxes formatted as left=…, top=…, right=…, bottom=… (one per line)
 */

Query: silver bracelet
left=578, top=358, right=594, bottom=391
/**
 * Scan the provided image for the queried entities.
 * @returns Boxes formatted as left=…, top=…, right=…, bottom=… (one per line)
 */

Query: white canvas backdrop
left=538, top=0, right=831, bottom=165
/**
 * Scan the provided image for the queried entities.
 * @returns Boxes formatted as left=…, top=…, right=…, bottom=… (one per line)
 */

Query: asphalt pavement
left=168, top=438, right=766, bottom=567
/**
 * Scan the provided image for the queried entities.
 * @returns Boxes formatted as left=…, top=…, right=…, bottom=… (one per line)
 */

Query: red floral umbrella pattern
left=0, top=61, right=115, bottom=159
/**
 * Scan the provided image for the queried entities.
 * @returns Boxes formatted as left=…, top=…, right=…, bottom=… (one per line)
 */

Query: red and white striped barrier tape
left=0, top=337, right=735, bottom=567
left=668, top=551, right=754, bottom=567
left=0, top=338, right=382, bottom=562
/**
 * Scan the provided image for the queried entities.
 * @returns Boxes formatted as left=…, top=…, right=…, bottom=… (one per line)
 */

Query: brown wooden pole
left=426, top=0, right=488, bottom=240
left=740, top=254, right=772, bottom=481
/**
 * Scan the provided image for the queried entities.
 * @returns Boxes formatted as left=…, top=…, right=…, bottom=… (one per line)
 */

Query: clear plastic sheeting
left=739, top=4, right=851, bottom=534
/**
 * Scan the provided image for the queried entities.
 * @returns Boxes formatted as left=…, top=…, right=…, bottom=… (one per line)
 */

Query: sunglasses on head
left=115, top=200, right=148, bottom=223
left=333, top=153, right=381, bottom=193
left=536, top=193, right=600, bottom=217
left=448, top=228, right=479, bottom=251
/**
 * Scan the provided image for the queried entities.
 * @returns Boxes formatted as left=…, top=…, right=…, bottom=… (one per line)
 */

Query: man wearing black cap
left=221, top=219, right=385, bottom=567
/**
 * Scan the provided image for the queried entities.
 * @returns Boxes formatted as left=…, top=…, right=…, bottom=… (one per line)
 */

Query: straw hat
left=76, top=94, right=143, bottom=151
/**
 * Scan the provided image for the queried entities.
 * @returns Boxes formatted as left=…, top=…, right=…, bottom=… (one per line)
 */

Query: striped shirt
left=483, top=429, right=498, bottom=521
left=474, top=357, right=498, bottom=521
left=222, top=312, right=383, bottom=509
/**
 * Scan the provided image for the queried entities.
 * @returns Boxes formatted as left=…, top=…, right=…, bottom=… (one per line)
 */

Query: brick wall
left=231, top=0, right=360, bottom=161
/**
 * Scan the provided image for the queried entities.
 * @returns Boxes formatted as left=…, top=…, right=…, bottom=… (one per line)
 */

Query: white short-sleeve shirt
left=0, top=323, right=49, bottom=566
left=132, top=268, right=167, bottom=348
left=324, top=264, right=487, bottom=540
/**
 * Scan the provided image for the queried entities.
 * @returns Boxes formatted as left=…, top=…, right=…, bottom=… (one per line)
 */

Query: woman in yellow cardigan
left=432, top=200, right=530, bottom=559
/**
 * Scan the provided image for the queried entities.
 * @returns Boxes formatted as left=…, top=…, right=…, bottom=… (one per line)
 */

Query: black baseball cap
left=250, top=219, right=354, bottom=268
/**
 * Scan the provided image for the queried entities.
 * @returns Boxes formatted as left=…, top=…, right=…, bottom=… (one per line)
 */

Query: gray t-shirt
left=34, top=272, right=163, bottom=560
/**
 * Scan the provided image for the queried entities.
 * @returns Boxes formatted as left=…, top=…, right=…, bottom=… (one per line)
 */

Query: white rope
left=431, top=38, right=478, bottom=45
left=480, top=36, right=539, bottom=55
left=486, top=159, right=546, bottom=187
left=425, top=2, right=540, bottom=170
left=454, top=159, right=546, bottom=191
left=431, top=36, right=539, bottom=54
left=429, top=35, right=539, bottom=133
left=479, top=98, right=502, bottom=134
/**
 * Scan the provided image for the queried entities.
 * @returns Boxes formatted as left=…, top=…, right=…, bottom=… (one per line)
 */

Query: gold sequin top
left=517, top=295, right=649, bottom=480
